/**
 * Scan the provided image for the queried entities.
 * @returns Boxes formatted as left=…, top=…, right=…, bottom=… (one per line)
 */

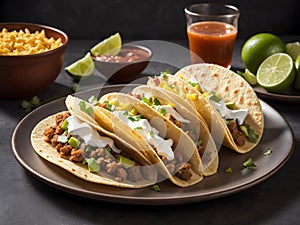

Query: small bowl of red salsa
left=91, top=44, right=152, bottom=83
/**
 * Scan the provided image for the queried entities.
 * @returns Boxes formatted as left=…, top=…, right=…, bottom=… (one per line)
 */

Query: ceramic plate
left=12, top=84, right=294, bottom=205
left=254, top=86, right=300, bottom=104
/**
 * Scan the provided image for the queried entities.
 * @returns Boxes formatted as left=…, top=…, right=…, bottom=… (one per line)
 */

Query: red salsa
left=95, top=45, right=150, bottom=63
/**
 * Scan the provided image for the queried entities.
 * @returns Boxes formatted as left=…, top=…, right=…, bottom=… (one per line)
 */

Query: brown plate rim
left=254, top=86, right=300, bottom=104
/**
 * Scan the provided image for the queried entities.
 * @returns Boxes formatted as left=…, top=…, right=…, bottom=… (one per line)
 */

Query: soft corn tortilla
left=131, top=85, right=219, bottom=176
left=174, top=63, right=264, bottom=153
left=31, top=110, right=158, bottom=189
left=96, top=93, right=204, bottom=187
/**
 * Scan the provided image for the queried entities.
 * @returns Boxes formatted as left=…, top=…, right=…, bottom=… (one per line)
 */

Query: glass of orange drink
left=185, top=3, right=240, bottom=68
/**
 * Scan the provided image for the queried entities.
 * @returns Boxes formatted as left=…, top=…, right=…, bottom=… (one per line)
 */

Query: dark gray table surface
left=1, top=38, right=299, bottom=225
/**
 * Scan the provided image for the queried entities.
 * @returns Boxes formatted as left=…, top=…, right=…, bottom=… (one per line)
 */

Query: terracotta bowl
left=91, top=44, right=152, bottom=83
left=0, top=22, right=68, bottom=98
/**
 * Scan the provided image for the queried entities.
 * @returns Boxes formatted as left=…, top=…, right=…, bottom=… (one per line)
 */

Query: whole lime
left=241, top=33, right=286, bottom=74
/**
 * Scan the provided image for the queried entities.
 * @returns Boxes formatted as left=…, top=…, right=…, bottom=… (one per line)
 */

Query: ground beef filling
left=165, top=113, right=207, bottom=166
left=227, top=120, right=247, bottom=146
left=165, top=113, right=182, bottom=128
left=43, top=112, right=150, bottom=183
left=161, top=150, right=193, bottom=181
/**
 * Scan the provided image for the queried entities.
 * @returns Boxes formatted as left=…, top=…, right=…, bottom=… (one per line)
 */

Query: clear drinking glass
left=185, top=3, right=240, bottom=68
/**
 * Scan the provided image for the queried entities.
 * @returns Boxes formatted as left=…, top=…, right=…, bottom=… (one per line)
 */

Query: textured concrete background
left=1, top=0, right=300, bottom=40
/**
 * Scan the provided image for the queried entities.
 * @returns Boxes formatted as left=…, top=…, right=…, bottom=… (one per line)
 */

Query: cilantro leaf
left=196, top=140, right=202, bottom=147
left=88, top=95, right=99, bottom=106
left=141, top=97, right=151, bottom=105
left=188, top=81, right=198, bottom=87
left=149, top=131, right=155, bottom=138
left=79, top=101, right=94, bottom=116
left=160, top=69, right=171, bottom=79
left=153, top=184, right=161, bottom=192
left=103, top=100, right=115, bottom=112
left=21, top=95, right=60, bottom=112
left=153, top=98, right=161, bottom=106
left=225, top=167, right=233, bottom=173
left=244, top=124, right=259, bottom=143
left=122, top=110, right=129, bottom=116
left=242, top=158, right=256, bottom=169
left=264, top=148, right=272, bottom=156
left=159, top=107, right=167, bottom=116
left=128, top=115, right=143, bottom=121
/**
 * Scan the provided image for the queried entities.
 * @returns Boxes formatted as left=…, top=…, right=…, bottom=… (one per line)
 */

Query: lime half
left=90, top=32, right=122, bottom=56
left=286, top=42, right=300, bottom=61
left=257, top=53, right=296, bottom=92
left=65, top=52, right=95, bottom=80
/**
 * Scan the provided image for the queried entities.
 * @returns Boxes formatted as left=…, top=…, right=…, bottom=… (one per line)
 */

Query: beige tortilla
left=31, top=111, right=157, bottom=189
left=98, top=92, right=204, bottom=187
left=147, top=74, right=226, bottom=153
left=175, top=63, right=264, bottom=153
left=131, top=85, right=219, bottom=176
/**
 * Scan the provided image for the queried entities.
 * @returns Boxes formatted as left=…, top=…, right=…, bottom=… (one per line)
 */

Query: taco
left=147, top=72, right=226, bottom=152
left=31, top=106, right=158, bottom=188
left=174, top=63, right=264, bottom=153
left=131, top=85, right=218, bottom=176
left=84, top=92, right=205, bottom=187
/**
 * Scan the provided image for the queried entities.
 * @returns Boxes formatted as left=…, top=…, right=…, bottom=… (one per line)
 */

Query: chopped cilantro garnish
left=103, top=100, right=115, bottom=112
left=122, top=110, right=129, bottom=116
left=196, top=140, right=202, bottom=147
left=264, top=148, right=272, bottom=156
left=225, top=167, right=233, bottom=173
left=21, top=95, right=60, bottom=112
left=79, top=100, right=94, bottom=116
left=88, top=95, right=99, bottom=106
left=242, top=158, right=256, bottom=169
left=149, top=131, right=155, bottom=138
left=243, top=124, right=259, bottom=143
left=153, top=98, right=161, bottom=106
left=128, top=114, right=143, bottom=122
left=160, top=69, right=171, bottom=75
left=159, top=107, right=167, bottom=116
left=152, top=184, right=160, bottom=192
left=141, top=97, right=151, bottom=105
left=188, top=81, right=198, bottom=87
left=134, top=126, right=143, bottom=130
left=160, top=69, right=171, bottom=80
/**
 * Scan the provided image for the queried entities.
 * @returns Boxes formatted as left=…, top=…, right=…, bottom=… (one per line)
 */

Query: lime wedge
left=90, top=32, right=122, bottom=56
left=243, top=69, right=258, bottom=85
left=65, top=52, right=95, bottom=80
left=286, top=42, right=300, bottom=61
left=257, top=53, right=296, bottom=92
